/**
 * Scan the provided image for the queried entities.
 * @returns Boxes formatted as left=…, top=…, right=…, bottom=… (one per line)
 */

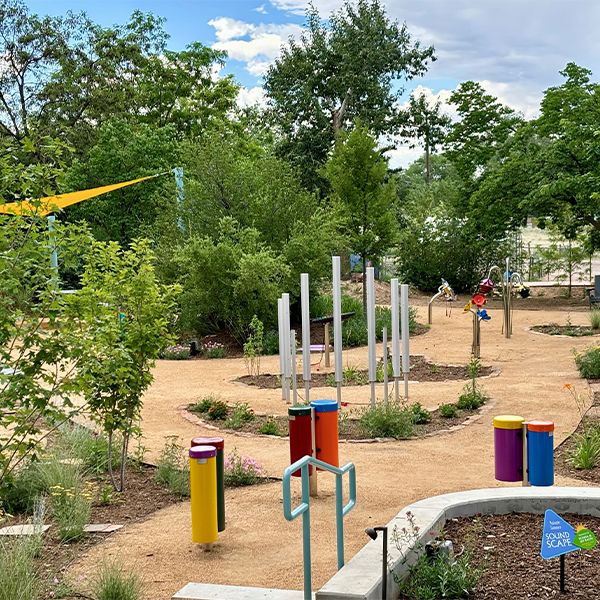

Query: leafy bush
left=343, top=364, right=368, bottom=385
left=359, top=401, right=414, bottom=439
left=591, top=310, right=600, bottom=331
left=206, top=400, right=229, bottom=421
left=155, top=437, right=189, bottom=497
left=398, top=550, right=481, bottom=600
left=263, top=330, right=280, bottom=355
left=439, top=403, right=458, bottom=418
left=172, top=218, right=290, bottom=342
left=224, top=403, right=255, bottom=430
left=224, top=450, right=265, bottom=487
left=258, top=418, right=284, bottom=436
left=190, top=395, right=220, bottom=414
left=457, top=388, right=487, bottom=410
left=571, top=429, right=600, bottom=469
left=0, top=536, right=41, bottom=600
left=202, top=341, right=226, bottom=358
left=575, top=346, right=600, bottom=379
left=92, top=560, right=142, bottom=600
left=410, top=402, right=431, bottom=424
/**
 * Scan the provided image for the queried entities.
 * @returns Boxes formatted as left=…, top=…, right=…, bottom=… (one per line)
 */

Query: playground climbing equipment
left=282, top=455, right=356, bottom=600
left=428, top=278, right=456, bottom=324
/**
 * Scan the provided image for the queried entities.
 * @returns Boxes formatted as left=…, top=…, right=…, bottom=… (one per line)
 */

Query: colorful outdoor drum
left=311, top=399, right=339, bottom=470
left=191, top=436, right=225, bottom=532
left=189, top=445, right=218, bottom=544
left=493, top=415, right=524, bottom=482
left=527, top=420, right=554, bottom=486
left=288, top=405, right=313, bottom=477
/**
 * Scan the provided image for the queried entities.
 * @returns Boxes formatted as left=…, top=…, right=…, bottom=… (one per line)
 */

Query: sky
left=25, top=0, right=600, bottom=166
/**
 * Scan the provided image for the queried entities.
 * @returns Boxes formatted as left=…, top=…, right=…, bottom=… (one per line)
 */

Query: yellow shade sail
left=0, top=173, right=164, bottom=216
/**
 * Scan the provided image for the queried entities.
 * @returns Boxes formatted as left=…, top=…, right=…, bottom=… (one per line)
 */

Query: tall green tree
left=445, top=81, right=521, bottom=186
left=324, top=124, right=397, bottom=309
left=400, top=92, right=451, bottom=183
left=264, top=0, right=435, bottom=190
left=64, top=119, right=181, bottom=245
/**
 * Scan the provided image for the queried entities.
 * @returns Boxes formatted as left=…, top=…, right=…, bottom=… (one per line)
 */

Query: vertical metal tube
left=278, top=298, right=285, bottom=403
left=400, top=284, right=410, bottom=400
left=333, top=257, right=343, bottom=407
left=301, top=274, right=311, bottom=402
left=291, top=330, right=297, bottom=406
left=391, top=278, right=401, bottom=403
left=324, top=323, right=331, bottom=368
left=382, top=327, right=388, bottom=402
left=382, top=529, right=388, bottom=600
left=283, top=293, right=291, bottom=403
left=367, top=267, right=376, bottom=406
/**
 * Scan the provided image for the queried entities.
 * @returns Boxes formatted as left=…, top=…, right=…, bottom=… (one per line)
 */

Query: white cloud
left=237, top=86, right=267, bottom=108
left=208, top=17, right=303, bottom=76
left=255, top=4, right=268, bottom=14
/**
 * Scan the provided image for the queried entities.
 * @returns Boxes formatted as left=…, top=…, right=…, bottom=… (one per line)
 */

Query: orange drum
left=311, top=400, right=339, bottom=469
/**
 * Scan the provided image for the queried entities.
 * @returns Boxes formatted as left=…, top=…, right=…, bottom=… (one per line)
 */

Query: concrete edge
left=316, top=486, right=600, bottom=600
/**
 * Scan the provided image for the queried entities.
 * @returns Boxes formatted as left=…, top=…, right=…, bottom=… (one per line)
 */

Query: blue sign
left=541, top=510, right=578, bottom=560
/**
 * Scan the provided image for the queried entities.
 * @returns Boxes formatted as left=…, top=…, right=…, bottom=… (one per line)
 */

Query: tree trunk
left=107, top=431, right=119, bottom=492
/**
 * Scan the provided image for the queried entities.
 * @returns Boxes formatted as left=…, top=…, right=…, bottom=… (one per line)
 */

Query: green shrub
left=410, top=402, right=431, bottom=424
left=224, top=403, right=255, bottom=430
left=571, top=429, right=600, bottom=469
left=92, top=560, right=142, bottom=600
left=343, top=364, right=368, bottom=385
left=155, top=437, right=189, bottom=497
left=203, top=341, right=226, bottom=359
left=160, top=344, right=191, bottom=360
left=457, top=388, right=487, bottom=410
left=359, top=401, right=414, bottom=439
left=190, top=395, right=219, bottom=414
left=258, top=418, right=283, bottom=436
left=439, top=403, right=458, bottom=418
left=1, top=462, right=46, bottom=514
left=398, top=550, right=481, bottom=600
left=206, top=400, right=229, bottom=421
left=263, top=330, right=280, bottom=355
left=243, top=315, right=264, bottom=376
left=575, top=346, right=600, bottom=379
left=591, top=310, right=600, bottom=331
left=0, top=536, right=41, bottom=600
left=224, top=450, right=265, bottom=486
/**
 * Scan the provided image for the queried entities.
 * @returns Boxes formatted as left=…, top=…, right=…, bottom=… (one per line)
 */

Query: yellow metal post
left=189, top=445, right=218, bottom=545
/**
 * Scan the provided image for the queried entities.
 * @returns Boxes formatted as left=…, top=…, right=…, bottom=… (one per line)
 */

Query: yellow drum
left=189, top=445, right=218, bottom=544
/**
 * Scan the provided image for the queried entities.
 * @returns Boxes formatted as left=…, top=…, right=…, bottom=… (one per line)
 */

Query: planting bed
left=185, top=402, right=484, bottom=441
left=555, top=416, right=600, bottom=485
left=531, top=324, right=600, bottom=337
left=236, top=356, right=494, bottom=388
left=440, top=512, right=600, bottom=599
left=5, top=465, right=184, bottom=596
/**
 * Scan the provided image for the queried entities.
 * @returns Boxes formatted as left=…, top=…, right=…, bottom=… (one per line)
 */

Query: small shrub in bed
left=575, top=345, right=600, bottom=379
left=359, top=400, right=414, bottom=439
left=258, top=418, right=284, bottom=436
left=206, top=400, right=229, bottom=421
left=570, top=428, right=600, bottom=469
left=92, top=560, right=142, bottom=600
left=439, top=403, right=458, bottom=418
left=155, top=437, right=189, bottom=497
left=590, top=310, right=600, bottom=331
left=410, top=402, right=431, bottom=424
left=224, top=450, right=265, bottom=486
left=224, top=403, right=255, bottom=430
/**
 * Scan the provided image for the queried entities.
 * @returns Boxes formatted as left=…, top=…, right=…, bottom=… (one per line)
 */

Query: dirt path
left=68, top=305, right=596, bottom=599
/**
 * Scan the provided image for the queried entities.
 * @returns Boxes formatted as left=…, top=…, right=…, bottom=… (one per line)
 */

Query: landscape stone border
left=316, top=486, right=600, bottom=600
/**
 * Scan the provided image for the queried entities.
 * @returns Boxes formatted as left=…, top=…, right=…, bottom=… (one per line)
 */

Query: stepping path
left=68, top=304, right=596, bottom=599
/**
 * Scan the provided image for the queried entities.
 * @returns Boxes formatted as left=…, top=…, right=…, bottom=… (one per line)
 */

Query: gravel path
left=68, top=303, right=595, bottom=599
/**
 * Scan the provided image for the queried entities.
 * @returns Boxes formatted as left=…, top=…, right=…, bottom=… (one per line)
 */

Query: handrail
left=282, top=455, right=356, bottom=600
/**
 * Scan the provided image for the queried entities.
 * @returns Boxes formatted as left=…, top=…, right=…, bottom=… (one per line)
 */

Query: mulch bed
left=4, top=465, right=185, bottom=596
left=555, top=416, right=600, bottom=485
left=235, top=356, right=493, bottom=388
left=531, top=324, right=599, bottom=337
left=187, top=403, right=482, bottom=441
left=443, top=512, right=600, bottom=598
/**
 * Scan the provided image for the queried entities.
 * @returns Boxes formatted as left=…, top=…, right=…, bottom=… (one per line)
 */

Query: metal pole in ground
left=391, top=278, right=401, bottom=403
left=333, top=256, right=343, bottom=407
left=301, top=273, right=311, bottom=404
left=400, top=284, right=410, bottom=400
left=282, top=293, right=292, bottom=403
left=324, top=323, right=331, bottom=368
left=367, top=267, right=377, bottom=406
left=278, top=297, right=286, bottom=403
left=382, top=327, right=389, bottom=402
left=291, top=329, right=298, bottom=406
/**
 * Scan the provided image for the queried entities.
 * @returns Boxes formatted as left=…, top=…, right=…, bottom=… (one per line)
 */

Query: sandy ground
left=68, top=303, right=598, bottom=599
